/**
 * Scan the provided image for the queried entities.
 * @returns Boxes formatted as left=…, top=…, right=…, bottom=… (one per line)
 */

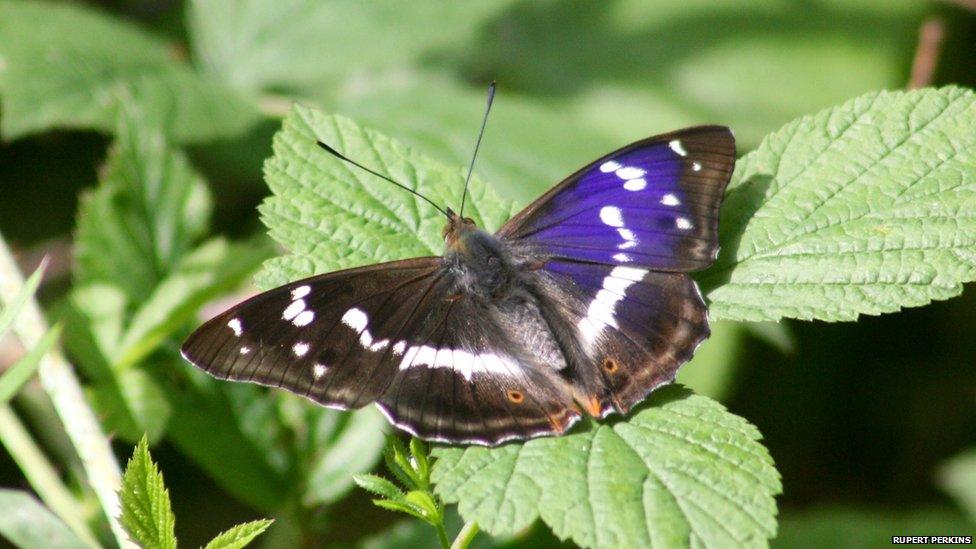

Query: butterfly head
left=443, top=207, right=479, bottom=251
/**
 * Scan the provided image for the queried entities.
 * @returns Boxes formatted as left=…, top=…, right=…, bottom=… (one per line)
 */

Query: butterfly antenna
left=316, top=140, right=451, bottom=219
left=458, top=81, right=496, bottom=218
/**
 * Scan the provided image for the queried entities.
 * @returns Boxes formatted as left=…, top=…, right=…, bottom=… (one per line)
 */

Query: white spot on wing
left=577, top=266, right=648, bottom=347
left=293, top=342, right=309, bottom=357
left=282, top=299, right=305, bottom=321
left=227, top=318, right=243, bottom=337
left=623, top=178, right=647, bottom=191
left=599, top=206, right=624, bottom=227
left=392, top=341, right=406, bottom=355
left=293, top=310, right=315, bottom=327
left=312, top=363, right=327, bottom=379
left=398, top=346, right=517, bottom=381
left=291, top=285, right=311, bottom=300
left=661, top=193, right=680, bottom=206
left=239, top=346, right=250, bottom=355
left=342, top=307, right=390, bottom=352
left=692, top=162, right=702, bottom=172
left=676, top=217, right=693, bottom=230
left=615, top=166, right=646, bottom=180
left=617, top=228, right=637, bottom=249
left=612, top=252, right=631, bottom=262
left=669, top=139, right=688, bottom=156
left=599, top=160, right=622, bottom=173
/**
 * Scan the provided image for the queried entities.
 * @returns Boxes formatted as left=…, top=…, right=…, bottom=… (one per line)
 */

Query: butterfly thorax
left=442, top=212, right=521, bottom=300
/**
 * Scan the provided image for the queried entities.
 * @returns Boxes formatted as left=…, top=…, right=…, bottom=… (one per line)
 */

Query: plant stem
left=451, top=521, right=480, bottom=549
left=0, top=405, right=99, bottom=548
left=0, top=237, right=134, bottom=548
left=435, top=519, right=451, bottom=549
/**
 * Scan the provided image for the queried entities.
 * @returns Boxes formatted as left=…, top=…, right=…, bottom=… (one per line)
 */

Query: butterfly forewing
left=498, top=126, right=735, bottom=271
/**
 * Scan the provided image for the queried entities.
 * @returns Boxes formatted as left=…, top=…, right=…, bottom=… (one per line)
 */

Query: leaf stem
left=0, top=405, right=99, bottom=548
left=451, top=521, right=480, bottom=549
left=0, top=237, right=134, bottom=548
left=435, top=519, right=451, bottom=549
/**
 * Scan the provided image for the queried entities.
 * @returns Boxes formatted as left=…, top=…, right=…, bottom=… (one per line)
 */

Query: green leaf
left=702, top=86, right=976, bottom=322
left=187, top=1, right=514, bottom=95
left=0, top=324, right=62, bottom=404
left=303, top=407, right=388, bottom=505
left=119, top=435, right=177, bottom=549
left=75, top=105, right=213, bottom=303
left=256, top=105, right=517, bottom=288
left=116, top=237, right=271, bottom=371
left=939, top=449, right=976, bottom=522
left=0, top=489, right=88, bottom=549
left=432, top=385, right=780, bottom=549
left=675, top=320, right=744, bottom=400
left=0, top=260, right=44, bottom=339
left=353, top=474, right=405, bottom=501
left=88, top=368, right=171, bottom=444
left=775, top=506, right=972, bottom=549
left=203, top=519, right=274, bottom=549
left=0, top=0, right=260, bottom=142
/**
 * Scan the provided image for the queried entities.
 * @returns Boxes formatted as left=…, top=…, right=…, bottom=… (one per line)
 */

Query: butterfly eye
left=506, top=389, right=525, bottom=404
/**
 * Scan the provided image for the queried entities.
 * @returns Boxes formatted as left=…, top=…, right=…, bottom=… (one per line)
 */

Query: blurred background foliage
left=1, top=0, right=975, bottom=547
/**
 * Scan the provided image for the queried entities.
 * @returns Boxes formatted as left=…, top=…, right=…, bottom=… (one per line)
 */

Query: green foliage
left=939, top=449, right=976, bottom=522
left=355, top=437, right=459, bottom=549
left=202, top=519, right=274, bottom=549
left=257, top=105, right=516, bottom=288
left=0, top=0, right=260, bottom=143
left=0, top=263, right=56, bottom=405
left=0, top=489, right=88, bottom=549
left=775, top=507, right=973, bottom=549
left=75, top=105, right=214, bottom=303
left=0, top=260, right=44, bottom=337
left=703, top=86, right=976, bottom=321
left=120, top=436, right=273, bottom=549
left=120, top=436, right=178, bottom=549
left=432, top=386, right=780, bottom=548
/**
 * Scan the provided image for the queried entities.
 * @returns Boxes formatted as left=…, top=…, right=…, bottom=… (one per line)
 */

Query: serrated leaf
left=353, top=474, right=405, bottom=501
left=203, top=519, right=273, bottom=549
left=702, top=86, right=976, bottom=322
left=373, top=499, right=431, bottom=524
left=75, top=105, right=214, bottom=304
left=0, top=0, right=260, bottom=142
left=119, top=436, right=177, bottom=549
left=256, top=105, right=517, bottom=289
left=432, top=385, right=780, bottom=549
left=0, top=489, right=88, bottom=549
left=938, top=449, right=976, bottom=522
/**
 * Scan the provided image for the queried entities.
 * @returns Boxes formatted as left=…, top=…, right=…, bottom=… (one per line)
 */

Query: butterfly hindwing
left=498, top=126, right=735, bottom=271
left=539, top=260, right=709, bottom=415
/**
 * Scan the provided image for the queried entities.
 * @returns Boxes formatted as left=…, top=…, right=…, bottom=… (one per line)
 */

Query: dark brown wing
left=181, top=257, right=579, bottom=445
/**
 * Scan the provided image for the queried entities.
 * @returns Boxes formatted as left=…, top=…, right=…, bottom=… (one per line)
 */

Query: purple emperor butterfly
left=182, top=85, right=735, bottom=446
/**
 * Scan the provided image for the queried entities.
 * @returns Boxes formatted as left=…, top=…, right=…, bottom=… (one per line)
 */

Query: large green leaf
left=0, top=0, right=260, bottom=142
left=75, top=105, right=213, bottom=303
left=702, top=86, right=976, bottom=322
left=0, top=489, right=88, bottom=549
left=187, top=0, right=514, bottom=95
left=257, top=105, right=516, bottom=288
left=432, top=386, right=780, bottom=548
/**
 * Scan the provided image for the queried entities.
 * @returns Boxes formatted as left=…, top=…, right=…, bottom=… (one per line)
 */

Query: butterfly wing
left=181, top=257, right=579, bottom=445
left=500, top=127, right=734, bottom=415
left=498, top=126, right=735, bottom=271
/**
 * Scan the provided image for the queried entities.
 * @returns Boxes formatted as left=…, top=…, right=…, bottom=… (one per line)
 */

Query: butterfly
left=182, top=89, right=735, bottom=446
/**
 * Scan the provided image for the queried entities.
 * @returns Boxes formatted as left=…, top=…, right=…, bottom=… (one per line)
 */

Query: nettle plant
left=3, top=83, right=975, bottom=549
left=246, top=86, right=976, bottom=547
